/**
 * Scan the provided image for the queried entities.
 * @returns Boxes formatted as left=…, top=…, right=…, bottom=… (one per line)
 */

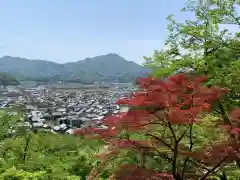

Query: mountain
left=0, top=53, right=150, bottom=83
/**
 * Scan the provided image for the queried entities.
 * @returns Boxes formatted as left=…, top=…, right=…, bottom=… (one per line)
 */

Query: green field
left=0, top=110, right=5, bottom=117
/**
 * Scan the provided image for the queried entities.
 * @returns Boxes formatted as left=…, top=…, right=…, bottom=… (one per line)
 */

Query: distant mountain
left=0, top=53, right=150, bottom=83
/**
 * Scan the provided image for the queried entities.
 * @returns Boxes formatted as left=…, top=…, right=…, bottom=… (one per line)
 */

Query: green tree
left=0, top=72, right=19, bottom=87
left=144, top=0, right=240, bottom=129
left=0, top=108, right=106, bottom=179
left=144, top=0, right=240, bottom=92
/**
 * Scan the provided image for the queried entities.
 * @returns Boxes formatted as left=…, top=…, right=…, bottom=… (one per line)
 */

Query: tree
left=144, top=0, right=240, bottom=93
left=73, top=74, right=240, bottom=180
left=0, top=72, right=19, bottom=87
left=0, top=108, right=107, bottom=179
left=143, top=0, right=240, bottom=143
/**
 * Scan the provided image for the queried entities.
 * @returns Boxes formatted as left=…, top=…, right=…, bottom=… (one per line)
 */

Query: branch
left=200, top=158, right=227, bottom=180
left=143, top=147, right=174, bottom=165
left=126, top=139, right=173, bottom=165
left=163, top=100, right=180, bottom=178
left=230, top=13, right=240, bottom=28
left=188, top=159, right=211, bottom=172
left=218, top=102, right=231, bottom=125
left=153, top=151, right=173, bottom=163
left=180, top=94, right=194, bottom=177
left=166, top=121, right=180, bottom=179
left=147, top=133, right=174, bottom=151
left=23, top=133, right=32, bottom=162
left=214, top=109, right=222, bottom=114
left=172, top=142, right=181, bottom=180
left=218, top=172, right=228, bottom=180
left=168, top=122, right=181, bottom=177
left=135, top=122, right=167, bottom=128
left=186, top=34, right=204, bottom=43
left=167, top=122, right=177, bottom=142
left=162, top=126, right=167, bottom=138
left=177, top=125, right=190, bottom=142
left=181, top=124, right=194, bottom=177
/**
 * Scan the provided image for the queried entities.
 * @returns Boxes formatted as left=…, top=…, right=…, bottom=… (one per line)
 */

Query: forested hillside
left=0, top=53, right=150, bottom=83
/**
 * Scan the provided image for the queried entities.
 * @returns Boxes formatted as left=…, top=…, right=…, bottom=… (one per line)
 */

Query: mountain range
left=0, top=53, right=150, bottom=83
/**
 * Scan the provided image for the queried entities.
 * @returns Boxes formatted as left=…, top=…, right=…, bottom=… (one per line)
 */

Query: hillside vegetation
left=0, top=53, right=150, bottom=83
left=0, top=72, right=19, bottom=87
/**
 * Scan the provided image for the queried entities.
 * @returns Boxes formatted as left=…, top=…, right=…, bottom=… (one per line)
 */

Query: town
left=0, top=84, right=134, bottom=135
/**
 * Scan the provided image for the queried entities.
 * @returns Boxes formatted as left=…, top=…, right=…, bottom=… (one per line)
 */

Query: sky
left=0, top=0, right=195, bottom=64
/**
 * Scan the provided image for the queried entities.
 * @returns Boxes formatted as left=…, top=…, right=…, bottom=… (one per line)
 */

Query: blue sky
left=0, top=0, right=193, bottom=64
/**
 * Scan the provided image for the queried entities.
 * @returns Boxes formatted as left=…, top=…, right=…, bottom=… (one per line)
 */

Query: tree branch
left=177, top=125, right=190, bottom=143
left=172, top=142, right=181, bottom=180
left=23, top=133, right=32, bottom=162
left=147, top=133, right=174, bottom=151
left=126, top=139, right=173, bottom=165
left=188, top=159, right=210, bottom=172
left=167, top=122, right=177, bottom=142
left=181, top=124, right=194, bottom=177
left=218, top=102, right=231, bottom=125
left=200, top=158, right=227, bottom=180
left=230, top=13, right=240, bottom=28
left=165, top=121, right=181, bottom=179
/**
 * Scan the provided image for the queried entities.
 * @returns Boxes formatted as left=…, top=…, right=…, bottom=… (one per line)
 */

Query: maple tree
left=73, top=73, right=240, bottom=180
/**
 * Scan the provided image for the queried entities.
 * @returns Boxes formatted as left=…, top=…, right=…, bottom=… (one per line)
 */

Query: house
left=18, top=83, right=135, bottom=133
left=56, top=117, right=68, bottom=125
left=56, top=108, right=66, bottom=113
left=52, top=112, right=62, bottom=120
left=26, top=105, right=38, bottom=111
left=32, top=122, right=44, bottom=129
left=68, top=116, right=83, bottom=127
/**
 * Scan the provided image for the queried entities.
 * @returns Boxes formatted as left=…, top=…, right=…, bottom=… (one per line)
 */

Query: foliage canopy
left=0, top=72, right=19, bottom=87
left=74, top=74, right=240, bottom=180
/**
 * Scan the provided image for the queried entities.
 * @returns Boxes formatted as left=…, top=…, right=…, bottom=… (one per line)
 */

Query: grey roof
left=56, top=108, right=66, bottom=112
left=86, top=114, right=98, bottom=118
left=52, top=112, right=62, bottom=116
left=26, top=105, right=37, bottom=110
left=31, top=116, right=42, bottom=122
left=79, top=117, right=91, bottom=121
left=32, top=122, right=43, bottom=127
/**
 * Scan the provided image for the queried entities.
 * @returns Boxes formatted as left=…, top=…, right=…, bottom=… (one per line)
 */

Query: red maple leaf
left=73, top=74, right=238, bottom=180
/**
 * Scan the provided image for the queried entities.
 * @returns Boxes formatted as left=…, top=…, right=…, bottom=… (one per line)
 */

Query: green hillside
left=0, top=54, right=150, bottom=83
